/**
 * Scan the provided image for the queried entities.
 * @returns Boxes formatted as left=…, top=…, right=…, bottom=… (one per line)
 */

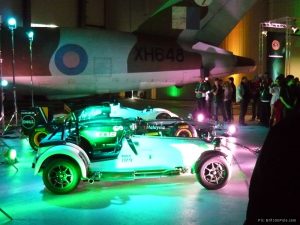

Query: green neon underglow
left=166, top=86, right=182, bottom=97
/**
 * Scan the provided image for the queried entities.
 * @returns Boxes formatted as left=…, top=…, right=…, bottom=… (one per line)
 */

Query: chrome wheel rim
left=49, top=165, right=74, bottom=189
left=203, top=162, right=226, bottom=184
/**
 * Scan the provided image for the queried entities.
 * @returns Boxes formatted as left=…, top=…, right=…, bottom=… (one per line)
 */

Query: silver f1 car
left=32, top=111, right=232, bottom=194
left=21, top=103, right=179, bottom=151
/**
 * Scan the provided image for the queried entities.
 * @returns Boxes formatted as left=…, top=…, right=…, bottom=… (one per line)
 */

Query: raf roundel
left=54, top=44, right=88, bottom=75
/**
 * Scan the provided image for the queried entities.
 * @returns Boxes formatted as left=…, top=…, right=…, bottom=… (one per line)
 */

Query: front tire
left=196, top=156, right=230, bottom=190
left=42, top=158, right=81, bottom=194
left=29, top=130, right=49, bottom=151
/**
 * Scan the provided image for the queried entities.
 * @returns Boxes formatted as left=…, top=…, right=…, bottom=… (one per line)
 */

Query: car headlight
left=226, top=124, right=237, bottom=136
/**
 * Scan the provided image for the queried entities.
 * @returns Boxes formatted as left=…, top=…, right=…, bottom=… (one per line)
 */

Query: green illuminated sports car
left=32, top=107, right=233, bottom=194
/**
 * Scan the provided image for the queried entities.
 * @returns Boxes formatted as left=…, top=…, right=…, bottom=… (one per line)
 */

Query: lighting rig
left=27, top=30, right=35, bottom=107
left=258, top=17, right=299, bottom=76
left=0, top=15, right=4, bottom=132
left=2, top=18, right=18, bottom=133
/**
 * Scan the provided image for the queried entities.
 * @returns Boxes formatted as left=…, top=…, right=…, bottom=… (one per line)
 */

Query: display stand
left=258, top=17, right=299, bottom=76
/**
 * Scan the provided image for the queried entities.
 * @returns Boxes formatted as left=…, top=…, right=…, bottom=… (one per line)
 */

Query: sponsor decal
left=272, top=40, right=280, bottom=51
left=146, top=124, right=166, bottom=130
left=21, top=115, right=36, bottom=130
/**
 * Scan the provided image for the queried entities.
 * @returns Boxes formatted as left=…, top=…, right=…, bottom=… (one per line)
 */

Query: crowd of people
left=194, top=73, right=300, bottom=127
left=194, top=75, right=236, bottom=123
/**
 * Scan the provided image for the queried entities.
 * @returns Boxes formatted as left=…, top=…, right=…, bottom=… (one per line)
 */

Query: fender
left=34, top=142, right=90, bottom=178
left=199, top=150, right=229, bottom=161
left=193, top=149, right=232, bottom=173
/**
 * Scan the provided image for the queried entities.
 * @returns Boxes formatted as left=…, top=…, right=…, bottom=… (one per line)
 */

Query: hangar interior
left=0, top=1, right=299, bottom=225
left=0, top=0, right=300, bottom=100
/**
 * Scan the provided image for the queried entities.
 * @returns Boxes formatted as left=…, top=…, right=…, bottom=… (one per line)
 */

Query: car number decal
left=121, top=155, right=133, bottom=163
left=95, top=131, right=117, bottom=137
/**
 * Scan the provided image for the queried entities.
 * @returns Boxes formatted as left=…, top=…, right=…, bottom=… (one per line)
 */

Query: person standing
left=195, top=76, right=211, bottom=116
left=228, top=77, right=236, bottom=121
left=279, top=75, right=298, bottom=119
left=212, top=78, right=227, bottom=122
left=249, top=75, right=262, bottom=121
left=259, top=79, right=272, bottom=127
left=237, top=77, right=251, bottom=126
left=223, top=81, right=233, bottom=122
left=228, top=77, right=236, bottom=104
left=269, top=74, right=284, bottom=126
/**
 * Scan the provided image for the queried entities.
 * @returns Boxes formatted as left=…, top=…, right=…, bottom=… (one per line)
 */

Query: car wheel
left=196, top=156, right=230, bottom=190
left=175, top=128, right=193, bottom=137
left=42, top=158, right=81, bottom=194
left=29, top=130, right=49, bottom=151
left=156, top=113, right=171, bottom=119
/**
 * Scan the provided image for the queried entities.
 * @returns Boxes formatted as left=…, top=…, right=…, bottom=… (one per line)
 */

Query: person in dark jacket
left=259, top=79, right=272, bottom=127
left=244, top=112, right=300, bottom=224
left=250, top=75, right=262, bottom=121
left=280, top=75, right=298, bottom=119
left=228, top=77, right=236, bottom=121
left=229, top=77, right=236, bottom=104
left=237, top=77, right=251, bottom=125
left=212, top=78, right=227, bottom=122
left=195, top=76, right=211, bottom=117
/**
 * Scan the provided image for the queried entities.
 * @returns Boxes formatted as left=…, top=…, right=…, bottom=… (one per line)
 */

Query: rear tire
left=175, top=128, right=193, bottom=137
left=42, top=158, right=81, bottom=194
left=196, top=155, right=230, bottom=190
left=29, top=130, right=49, bottom=151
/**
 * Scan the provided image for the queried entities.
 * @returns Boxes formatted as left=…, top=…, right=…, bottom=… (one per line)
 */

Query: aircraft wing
left=137, top=0, right=258, bottom=45
left=135, top=0, right=257, bottom=76
left=195, top=0, right=258, bottom=45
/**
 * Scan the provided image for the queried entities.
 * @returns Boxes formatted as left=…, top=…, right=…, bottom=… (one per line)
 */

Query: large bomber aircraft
left=1, top=0, right=257, bottom=99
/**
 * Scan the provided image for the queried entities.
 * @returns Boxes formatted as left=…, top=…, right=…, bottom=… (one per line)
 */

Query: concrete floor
left=0, top=99, right=269, bottom=225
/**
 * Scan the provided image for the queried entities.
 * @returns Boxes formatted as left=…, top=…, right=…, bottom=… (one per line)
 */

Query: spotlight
left=1, top=79, right=8, bottom=87
left=261, top=30, right=268, bottom=37
left=4, top=148, right=17, bottom=164
left=196, top=113, right=205, bottom=122
left=227, top=124, right=237, bottom=136
left=27, top=30, right=34, bottom=41
left=291, top=26, right=299, bottom=34
left=7, top=18, right=17, bottom=30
